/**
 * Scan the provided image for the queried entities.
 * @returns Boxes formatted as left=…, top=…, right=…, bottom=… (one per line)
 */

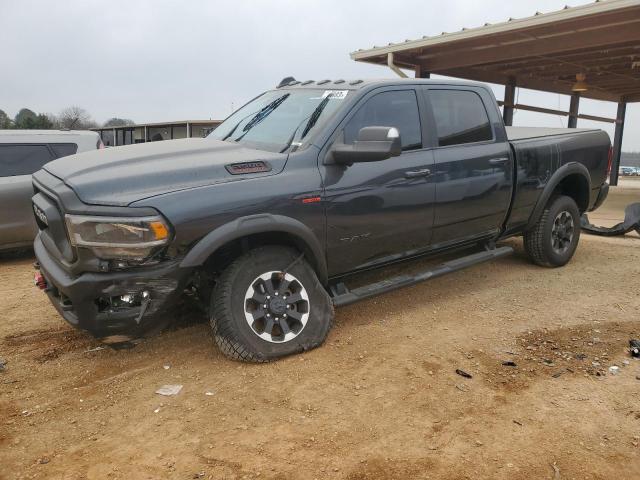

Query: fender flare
left=526, top=162, right=591, bottom=230
left=179, top=214, right=328, bottom=284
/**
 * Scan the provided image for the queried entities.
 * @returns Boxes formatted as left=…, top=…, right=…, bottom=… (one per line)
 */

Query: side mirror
left=331, top=126, right=402, bottom=165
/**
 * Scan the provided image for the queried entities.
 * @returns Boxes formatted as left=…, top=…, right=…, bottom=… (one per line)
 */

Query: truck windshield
left=209, top=89, right=349, bottom=153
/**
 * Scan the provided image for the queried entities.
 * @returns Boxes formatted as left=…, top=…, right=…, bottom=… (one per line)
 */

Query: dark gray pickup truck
left=32, top=78, right=611, bottom=361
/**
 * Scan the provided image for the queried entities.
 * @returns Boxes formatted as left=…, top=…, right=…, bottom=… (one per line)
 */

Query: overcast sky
left=1, top=0, right=637, bottom=150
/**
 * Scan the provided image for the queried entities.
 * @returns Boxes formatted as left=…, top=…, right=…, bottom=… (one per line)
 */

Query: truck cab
left=31, top=78, right=611, bottom=361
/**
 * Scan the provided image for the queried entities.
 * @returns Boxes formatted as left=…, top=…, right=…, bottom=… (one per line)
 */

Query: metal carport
left=350, top=0, right=640, bottom=185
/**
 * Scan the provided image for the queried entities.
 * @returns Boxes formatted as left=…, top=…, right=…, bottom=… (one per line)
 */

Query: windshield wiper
left=279, top=96, right=331, bottom=153
left=301, top=96, right=330, bottom=139
left=221, top=93, right=290, bottom=142
left=233, top=94, right=290, bottom=143
left=221, top=110, right=258, bottom=141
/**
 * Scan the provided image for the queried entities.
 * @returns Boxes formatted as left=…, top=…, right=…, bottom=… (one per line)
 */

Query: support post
left=144, top=126, right=148, bottom=142
left=610, top=98, right=627, bottom=186
left=568, top=93, right=580, bottom=128
left=186, top=122, right=191, bottom=138
left=112, top=128, right=117, bottom=146
left=414, top=65, right=430, bottom=79
left=387, top=53, right=408, bottom=78
left=503, top=78, right=516, bottom=127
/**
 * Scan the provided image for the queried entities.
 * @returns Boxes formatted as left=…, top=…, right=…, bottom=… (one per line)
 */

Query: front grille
left=32, top=187, right=75, bottom=263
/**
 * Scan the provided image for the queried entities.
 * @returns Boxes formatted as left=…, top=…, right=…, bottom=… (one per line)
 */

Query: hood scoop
left=225, top=161, right=272, bottom=175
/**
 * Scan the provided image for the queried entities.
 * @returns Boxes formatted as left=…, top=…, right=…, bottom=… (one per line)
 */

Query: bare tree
left=57, top=106, right=97, bottom=130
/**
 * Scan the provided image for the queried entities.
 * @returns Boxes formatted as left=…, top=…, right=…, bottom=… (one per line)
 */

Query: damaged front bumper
left=34, top=235, right=192, bottom=343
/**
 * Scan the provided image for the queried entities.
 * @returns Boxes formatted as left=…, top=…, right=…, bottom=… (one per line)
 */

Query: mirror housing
left=331, top=126, right=402, bottom=165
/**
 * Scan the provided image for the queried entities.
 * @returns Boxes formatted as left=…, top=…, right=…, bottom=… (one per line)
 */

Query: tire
left=210, top=246, right=334, bottom=362
left=524, top=195, right=581, bottom=267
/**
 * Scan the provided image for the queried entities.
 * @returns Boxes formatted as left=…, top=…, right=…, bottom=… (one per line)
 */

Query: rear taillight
left=606, top=146, right=613, bottom=177
left=97, top=139, right=105, bottom=149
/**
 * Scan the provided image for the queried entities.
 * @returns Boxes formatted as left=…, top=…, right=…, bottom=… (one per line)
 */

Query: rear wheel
left=210, top=246, right=334, bottom=362
left=524, top=195, right=581, bottom=267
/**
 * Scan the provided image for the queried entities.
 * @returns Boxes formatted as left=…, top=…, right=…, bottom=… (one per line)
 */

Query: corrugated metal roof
left=351, top=0, right=639, bottom=59
left=92, top=120, right=221, bottom=131
left=350, top=0, right=640, bottom=102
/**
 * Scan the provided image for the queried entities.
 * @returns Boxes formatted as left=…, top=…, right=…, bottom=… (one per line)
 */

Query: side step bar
left=331, top=246, right=513, bottom=307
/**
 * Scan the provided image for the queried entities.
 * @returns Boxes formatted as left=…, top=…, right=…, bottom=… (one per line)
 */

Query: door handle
left=489, top=157, right=510, bottom=166
left=404, top=168, right=432, bottom=178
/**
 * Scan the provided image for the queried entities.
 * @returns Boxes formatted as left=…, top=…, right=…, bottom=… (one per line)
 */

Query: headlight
left=65, top=214, right=171, bottom=261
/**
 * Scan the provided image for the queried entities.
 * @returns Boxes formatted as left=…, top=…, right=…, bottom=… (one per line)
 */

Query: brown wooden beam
left=568, top=93, right=580, bottom=128
left=513, top=103, right=568, bottom=117
left=577, top=113, right=616, bottom=124
left=441, top=66, right=621, bottom=102
left=496, top=101, right=616, bottom=122
left=527, top=69, right=640, bottom=83
left=501, top=61, right=639, bottom=79
left=485, top=43, right=640, bottom=71
left=414, top=64, right=430, bottom=78
left=610, top=99, right=627, bottom=186
left=503, top=78, right=516, bottom=126
left=583, top=77, right=640, bottom=88
left=422, top=22, right=640, bottom=71
left=615, top=90, right=640, bottom=99
left=442, top=50, right=640, bottom=85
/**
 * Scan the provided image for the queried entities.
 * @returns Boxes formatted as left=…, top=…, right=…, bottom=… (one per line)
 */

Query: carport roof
left=92, top=120, right=220, bottom=131
left=351, top=0, right=640, bottom=102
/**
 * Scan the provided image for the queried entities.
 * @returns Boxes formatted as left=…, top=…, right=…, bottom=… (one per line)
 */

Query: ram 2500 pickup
left=31, top=78, right=611, bottom=361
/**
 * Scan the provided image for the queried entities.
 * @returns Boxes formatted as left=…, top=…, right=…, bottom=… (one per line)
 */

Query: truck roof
left=0, top=130, right=100, bottom=151
left=276, top=78, right=489, bottom=91
left=0, top=129, right=98, bottom=138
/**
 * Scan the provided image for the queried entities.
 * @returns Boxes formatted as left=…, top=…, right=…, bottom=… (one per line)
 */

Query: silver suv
left=0, top=130, right=102, bottom=251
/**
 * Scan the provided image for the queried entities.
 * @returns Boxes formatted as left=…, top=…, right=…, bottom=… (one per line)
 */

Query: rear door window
left=343, top=90, right=422, bottom=151
left=49, top=143, right=78, bottom=158
left=428, top=90, right=493, bottom=146
left=0, top=144, right=54, bottom=177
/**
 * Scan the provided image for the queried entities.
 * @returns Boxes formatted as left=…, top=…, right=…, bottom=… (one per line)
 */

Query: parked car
left=619, top=166, right=636, bottom=176
left=32, top=79, right=611, bottom=360
left=0, top=130, right=102, bottom=252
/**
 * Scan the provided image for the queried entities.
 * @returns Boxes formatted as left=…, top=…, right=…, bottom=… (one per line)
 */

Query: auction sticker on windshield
left=321, top=90, right=348, bottom=99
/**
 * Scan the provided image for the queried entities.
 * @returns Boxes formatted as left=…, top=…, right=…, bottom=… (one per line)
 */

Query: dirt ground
left=1, top=181, right=639, bottom=480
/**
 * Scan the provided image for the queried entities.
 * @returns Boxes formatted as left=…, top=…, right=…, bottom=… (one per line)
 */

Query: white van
left=0, top=130, right=102, bottom=252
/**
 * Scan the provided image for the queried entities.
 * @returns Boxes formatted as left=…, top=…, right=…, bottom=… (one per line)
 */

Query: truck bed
left=504, top=126, right=611, bottom=236
left=506, top=126, right=599, bottom=141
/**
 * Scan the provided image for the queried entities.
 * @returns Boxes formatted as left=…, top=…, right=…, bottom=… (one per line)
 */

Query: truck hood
left=44, top=138, right=287, bottom=206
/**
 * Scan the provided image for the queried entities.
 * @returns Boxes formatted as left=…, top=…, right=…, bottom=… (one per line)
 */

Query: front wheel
left=524, top=195, right=581, bottom=267
left=210, top=246, right=334, bottom=362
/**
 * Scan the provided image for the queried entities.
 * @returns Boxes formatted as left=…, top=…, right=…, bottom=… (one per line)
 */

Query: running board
left=331, top=246, right=513, bottom=307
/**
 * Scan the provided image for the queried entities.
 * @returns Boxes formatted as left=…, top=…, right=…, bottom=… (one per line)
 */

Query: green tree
left=12, top=109, right=55, bottom=129
left=33, top=114, right=54, bottom=129
left=0, top=109, right=12, bottom=129
left=103, top=117, right=134, bottom=127
left=14, top=108, right=37, bottom=128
